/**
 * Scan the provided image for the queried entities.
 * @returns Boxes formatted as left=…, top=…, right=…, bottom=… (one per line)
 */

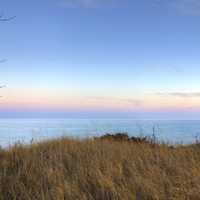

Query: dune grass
left=0, top=134, right=200, bottom=199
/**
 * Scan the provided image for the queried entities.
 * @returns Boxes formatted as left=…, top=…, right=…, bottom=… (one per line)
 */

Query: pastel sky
left=1, top=0, right=200, bottom=119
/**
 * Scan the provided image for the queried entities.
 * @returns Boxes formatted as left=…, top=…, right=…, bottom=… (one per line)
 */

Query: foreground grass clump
left=0, top=134, right=200, bottom=199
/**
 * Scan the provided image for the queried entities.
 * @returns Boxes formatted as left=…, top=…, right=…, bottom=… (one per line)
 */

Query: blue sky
left=1, top=0, right=200, bottom=119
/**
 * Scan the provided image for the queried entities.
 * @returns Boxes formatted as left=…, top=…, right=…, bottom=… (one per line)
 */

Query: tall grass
left=0, top=134, right=200, bottom=199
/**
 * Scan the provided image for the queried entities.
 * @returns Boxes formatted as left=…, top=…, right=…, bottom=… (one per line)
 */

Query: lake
left=0, top=118, right=200, bottom=147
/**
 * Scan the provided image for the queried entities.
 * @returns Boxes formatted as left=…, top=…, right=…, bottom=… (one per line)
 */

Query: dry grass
left=0, top=134, right=200, bottom=200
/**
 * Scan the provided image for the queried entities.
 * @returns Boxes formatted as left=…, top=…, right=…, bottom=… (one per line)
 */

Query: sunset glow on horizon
left=1, top=0, right=200, bottom=119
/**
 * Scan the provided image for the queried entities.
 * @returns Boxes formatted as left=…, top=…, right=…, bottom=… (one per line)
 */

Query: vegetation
left=0, top=133, right=200, bottom=199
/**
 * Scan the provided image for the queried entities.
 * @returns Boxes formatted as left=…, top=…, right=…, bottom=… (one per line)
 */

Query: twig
left=0, top=15, right=16, bottom=21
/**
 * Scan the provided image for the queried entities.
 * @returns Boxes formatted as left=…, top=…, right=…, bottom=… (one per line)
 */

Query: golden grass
left=0, top=135, right=200, bottom=199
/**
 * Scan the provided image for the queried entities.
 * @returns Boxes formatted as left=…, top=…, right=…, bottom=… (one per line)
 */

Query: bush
left=0, top=134, right=199, bottom=199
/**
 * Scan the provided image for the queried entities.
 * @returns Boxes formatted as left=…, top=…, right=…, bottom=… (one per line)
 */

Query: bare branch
left=0, top=59, right=7, bottom=63
left=0, top=15, right=16, bottom=21
left=0, top=12, right=13, bottom=96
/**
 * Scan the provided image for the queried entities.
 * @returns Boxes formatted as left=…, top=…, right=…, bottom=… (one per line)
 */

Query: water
left=0, top=118, right=200, bottom=147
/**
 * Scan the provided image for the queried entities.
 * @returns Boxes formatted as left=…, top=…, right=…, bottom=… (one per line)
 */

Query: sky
left=0, top=0, right=200, bottom=119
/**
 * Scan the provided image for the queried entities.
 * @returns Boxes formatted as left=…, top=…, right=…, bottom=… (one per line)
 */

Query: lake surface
left=0, top=118, right=200, bottom=147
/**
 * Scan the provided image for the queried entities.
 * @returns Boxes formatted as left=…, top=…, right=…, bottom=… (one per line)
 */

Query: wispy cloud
left=157, top=92, right=200, bottom=98
left=59, top=0, right=125, bottom=8
left=173, top=0, right=200, bottom=15
left=59, top=0, right=200, bottom=12
left=88, top=96, right=142, bottom=106
left=155, top=0, right=200, bottom=15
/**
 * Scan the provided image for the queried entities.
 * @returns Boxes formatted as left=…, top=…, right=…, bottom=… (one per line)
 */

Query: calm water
left=0, top=118, right=200, bottom=147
